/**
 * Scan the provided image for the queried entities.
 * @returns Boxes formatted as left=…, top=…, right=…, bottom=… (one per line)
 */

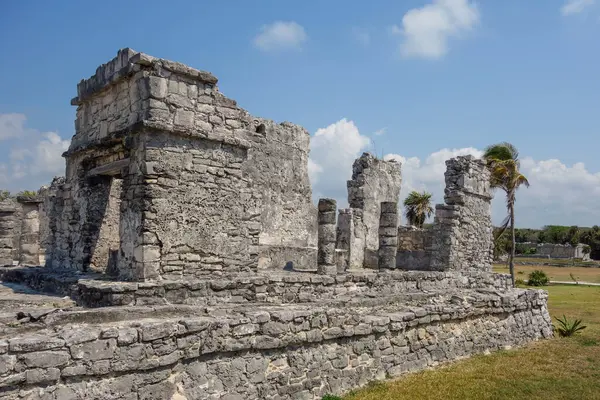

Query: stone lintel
left=87, top=158, right=130, bottom=177
left=71, top=48, right=219, bottom=106
left=64, top=119, right=251, bottom=159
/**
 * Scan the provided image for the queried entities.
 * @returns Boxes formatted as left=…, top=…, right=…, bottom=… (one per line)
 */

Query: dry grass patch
left=494, top=264, right=600, bottom=284
left=345, top=286, right=600, bottom=400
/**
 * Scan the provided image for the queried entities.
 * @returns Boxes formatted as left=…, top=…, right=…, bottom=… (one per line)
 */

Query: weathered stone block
left=70, top=339, right=117, bottom=360
left=148, top=76, right=168, bottom=99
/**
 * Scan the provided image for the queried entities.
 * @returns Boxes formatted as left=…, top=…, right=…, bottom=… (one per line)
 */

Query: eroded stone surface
left=0, top=288, right=552, bottom=399
left=0, top=49, right=554, bottom=400
left=342, top=153, right=402, bottom=270
left=0, top=200, right=17, bottom=266
left=430, top=156, right=494, bottom=272
left=43, top=49, right=316, bottom=279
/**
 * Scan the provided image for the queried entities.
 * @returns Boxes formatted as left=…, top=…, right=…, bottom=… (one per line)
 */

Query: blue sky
left=1, top=0, right=599, bottom=228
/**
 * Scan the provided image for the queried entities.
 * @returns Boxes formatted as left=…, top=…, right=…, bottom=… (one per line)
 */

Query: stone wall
left=45, top=48, right=317, bottom=279
left=43, top=177, right=70, bottom=270
left=0, top=200, right=18, bottom=266
left=16, top=197, right=43, bottom=266
left=132, top=131, right=259, bottom=280
left=430, top=156, right=493, bottom=272
left=0, top=288, right=551, bottom=400
left=245, top=121, right=318, bottom=263
left=0, top=267, right=513, bottom=308
left=37, top=186, right=50, bottom=266
left=396, top=226, right=432, bottom=270
left=340, top=153, right=402, bottom=270
left=517, top=242, right=591, bottom=260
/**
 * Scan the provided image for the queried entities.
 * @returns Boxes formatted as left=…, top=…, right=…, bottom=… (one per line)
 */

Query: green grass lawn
left=345, top=285, right=600, bottom=400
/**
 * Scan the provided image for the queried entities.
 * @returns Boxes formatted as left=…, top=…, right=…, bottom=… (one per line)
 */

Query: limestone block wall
left=43, top=177, right=70, bottom=269
left=0, top=289, right=552, bottom=399
left=46, top=48, right=317, bottom=278
left=244, top=121, right=317, bottom=264
left=430, top=156, right=494, bottom=272
left=342, top=153, right=402, bottom=269
left=396, top=226, right=432, bottom=270
left=42, top=143, right=128, bottom=273
left=130, top=131, right=260, bottom=280
left=517, top=242, right=590, bottom=260
left=0, top=267, right=513, bottom=308
left=0, top=200, right=18, bottom=266
left=37, top=187, right=50, bottom=266
left=16, top=197, right=43, bottom=266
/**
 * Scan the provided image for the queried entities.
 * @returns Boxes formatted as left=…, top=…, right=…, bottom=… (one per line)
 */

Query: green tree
left=403, top=191, right=434, bottom=228
left=0, top=190, right=10, bottom=201
left=484, top=142, right=530, bottom=287
left=537, top=230, right=546, bottom=243
left=568, top=226, right=580, bottom=247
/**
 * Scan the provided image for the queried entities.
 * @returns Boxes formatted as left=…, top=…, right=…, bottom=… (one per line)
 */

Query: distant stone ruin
left=0, top=49, right=552, bottom=400
left=516, top=242, right=591, bottom=261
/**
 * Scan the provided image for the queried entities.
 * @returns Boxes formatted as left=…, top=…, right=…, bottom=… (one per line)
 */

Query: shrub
left=527, top=270, right=549, bottom=286
left=515, top=278, right=526, bottom=286
left=17, top=190, right=37, bottom=199
left=554, top=315, right=586, bottom=337
left=322, top=396, right=342, bottom=400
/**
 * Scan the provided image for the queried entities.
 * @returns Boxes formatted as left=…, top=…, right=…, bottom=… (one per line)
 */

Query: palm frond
left=403, top=190, right=434, bottom=228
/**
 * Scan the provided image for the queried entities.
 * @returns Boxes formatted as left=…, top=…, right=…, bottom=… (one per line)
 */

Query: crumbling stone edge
left=0, top=289, right=552, bottom=399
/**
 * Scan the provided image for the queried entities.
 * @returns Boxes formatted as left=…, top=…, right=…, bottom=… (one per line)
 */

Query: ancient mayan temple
left=0, top=49, right=552, bottom=400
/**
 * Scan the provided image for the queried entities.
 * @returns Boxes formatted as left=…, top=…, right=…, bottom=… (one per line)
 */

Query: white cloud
left=561, top=0, right=595, bottom=16
left=308, top=119, right=372, bottom=205
left=373, top=127, right=387, bottom=136
left=0, top=113, right=27, bottom=140
left=308, top=117, right=600, bottom=228
left=253, top=21, right=307, bottom=52
left=0, top=113, right=70, bottom=192
left=393, top=0, right=480, bottom=59
left=352, top=27, right=371, bottom=46
left=385, top=148, right=600, bottom=228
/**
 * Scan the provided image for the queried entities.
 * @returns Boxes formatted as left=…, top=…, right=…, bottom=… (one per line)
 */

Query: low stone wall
left=396, top=226, right=432, bottom=270
left=517, top=242, right=590, bottom=261
left=0, top=267, right=513, bottom=308
left=0, top=289, right=552, bottom=399
left=396, top=251, right=431, bottom=271
left=257, top=245, right=316, bottom=271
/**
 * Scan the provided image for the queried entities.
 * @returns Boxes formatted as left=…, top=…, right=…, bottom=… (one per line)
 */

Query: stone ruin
left=0, top=49, right=552, bottom=400
left=516, top=242, right=591, bottom=261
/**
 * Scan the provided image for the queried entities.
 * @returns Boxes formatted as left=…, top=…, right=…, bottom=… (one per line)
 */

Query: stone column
left=429, top=155, right=493, bottom=272
left=346, top=153, right=402, bottom=269
left=0, top=200, right=17, bottom=266
left=17, top=197, right=43, bottom=266
left=378, top=201, right=398, bottom=270
left=317, top=198, right=337, bottom=275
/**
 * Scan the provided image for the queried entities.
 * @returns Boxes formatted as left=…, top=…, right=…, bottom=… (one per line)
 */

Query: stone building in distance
left=0, top=49, right=552, bottom=400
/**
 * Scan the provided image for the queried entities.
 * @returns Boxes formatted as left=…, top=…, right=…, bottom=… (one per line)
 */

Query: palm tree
left=483, top=142, right=530, bottom=287
left=403, top=191, right=434, bottom=228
